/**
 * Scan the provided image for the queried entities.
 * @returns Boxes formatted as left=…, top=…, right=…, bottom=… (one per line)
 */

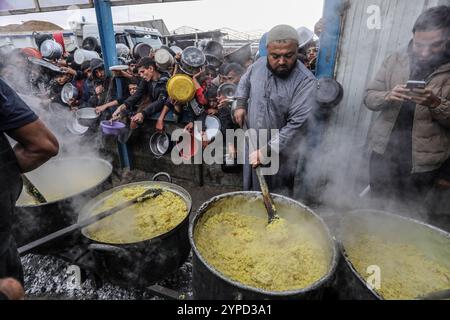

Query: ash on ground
left=22, top=253, right=193, bottom=300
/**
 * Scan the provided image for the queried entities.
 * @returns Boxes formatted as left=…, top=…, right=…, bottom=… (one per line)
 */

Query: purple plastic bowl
left=100, top=120, right=126, bottom=136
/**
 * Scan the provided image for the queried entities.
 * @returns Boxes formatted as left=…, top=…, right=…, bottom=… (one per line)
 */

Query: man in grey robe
left=234, top=24, right=318, bottom=196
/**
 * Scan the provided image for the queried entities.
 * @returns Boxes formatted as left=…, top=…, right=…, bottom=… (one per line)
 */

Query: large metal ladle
left=243, top=123, right=279, bottom=224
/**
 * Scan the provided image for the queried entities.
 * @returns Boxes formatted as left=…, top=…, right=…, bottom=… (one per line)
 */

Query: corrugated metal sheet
left=308, top=0, right=449, bottom=206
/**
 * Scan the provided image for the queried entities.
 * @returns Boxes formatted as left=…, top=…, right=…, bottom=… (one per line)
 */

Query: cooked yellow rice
left=85, top=185, right=188, bottom=244
left=346, top=234, right=450, bottom=300
left=194, top=206, right=330, bottom=292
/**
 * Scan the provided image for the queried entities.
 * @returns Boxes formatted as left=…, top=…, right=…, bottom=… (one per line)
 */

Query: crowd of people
left=0, top=26, right=319, bottom=166
left=1, top=4, right=450, bottom=300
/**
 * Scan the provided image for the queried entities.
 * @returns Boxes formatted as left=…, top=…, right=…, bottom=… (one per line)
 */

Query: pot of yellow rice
left=79, top=173, right=192, bottom=288
left=189, top=192, right=338, bottom=299
left=337, top=210, right=450, bottom=300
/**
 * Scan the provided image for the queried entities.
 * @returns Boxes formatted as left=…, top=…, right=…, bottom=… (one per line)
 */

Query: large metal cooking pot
left=79, top=173, right=192, bottom=288
left=189, top=192, right=338, bottom=299
left=336, top=209, right=450, bottom=300
left=40, top=39, right=63, bottom=60
left=14, top=157, right=113, bottom=252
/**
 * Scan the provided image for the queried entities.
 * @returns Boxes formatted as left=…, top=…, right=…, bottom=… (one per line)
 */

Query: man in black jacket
left=112, top=57, right=172, bottom=132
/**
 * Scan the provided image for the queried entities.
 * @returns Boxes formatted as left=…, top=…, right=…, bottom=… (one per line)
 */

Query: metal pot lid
left=315, top=77, right=343, bottom=107
left=61, top=83, right=78, bottom=104
left=181, top=46, right=206, bottom=68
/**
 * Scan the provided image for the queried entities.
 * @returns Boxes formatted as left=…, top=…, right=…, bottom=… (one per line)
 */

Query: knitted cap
left=266, top=24, right=299, bottom=46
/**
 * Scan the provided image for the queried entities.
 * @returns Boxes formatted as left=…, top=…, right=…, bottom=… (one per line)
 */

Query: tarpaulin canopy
left=0, top=0, right=196, bottom=16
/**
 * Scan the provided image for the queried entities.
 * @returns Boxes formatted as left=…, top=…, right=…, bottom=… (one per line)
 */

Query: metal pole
left=93, top=0, right=132, bottom=169
left=315, top=0, right=343, bottom=79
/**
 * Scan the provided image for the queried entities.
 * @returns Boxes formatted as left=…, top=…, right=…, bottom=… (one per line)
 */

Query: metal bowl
left=65, top=116, right=89, bottom=135
left=61, top=83, right=79, bottom=105
left=76, top=107, right=100, bottom=127
left=166, top=74, right=196, bottom=103
left=149, top=132, right=172, bottom=158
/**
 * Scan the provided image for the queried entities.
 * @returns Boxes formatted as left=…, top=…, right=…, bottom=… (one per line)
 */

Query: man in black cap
left=0, top=77, right=59, bottom=295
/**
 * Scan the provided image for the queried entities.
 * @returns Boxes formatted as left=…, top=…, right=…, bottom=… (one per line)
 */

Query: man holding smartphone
left=364, top=6, right=450, bottom=217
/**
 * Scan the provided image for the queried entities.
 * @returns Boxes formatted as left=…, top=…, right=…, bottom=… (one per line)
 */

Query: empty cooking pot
left=224, top=43, right=252, bottom=65
left=76, top=107, right=100, bottom=127
left=180, top=46, right=205, bottom=75
left=218, top=83, right=237, bottom=99
left=74, top=49, right=100, bottom=65
left=40, top=39, right=63, bottom=60
left=149, top=132, right=172, bottom=158
left=154, top=48, right=174, bottom=71
left=61, top=83, right=79, bottom=105
left=167, top=74, right=196, bottom=103
left=116, top=43, right=130, bottom=58
left=315, top=77, right=343, bottom=109
left=133, top=43, right=152, bottom=60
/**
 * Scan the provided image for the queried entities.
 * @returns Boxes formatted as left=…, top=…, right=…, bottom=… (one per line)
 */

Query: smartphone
left=406, top=80, right=426, bottom=89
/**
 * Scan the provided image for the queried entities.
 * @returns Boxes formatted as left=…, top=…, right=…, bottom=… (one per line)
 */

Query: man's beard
left=266, top=60, right=296, bottom=79
left=409, top=41, right=450, bottom=78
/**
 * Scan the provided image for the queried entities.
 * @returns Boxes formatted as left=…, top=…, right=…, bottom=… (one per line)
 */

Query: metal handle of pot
left=152, top=172, right=172, bottom=183
left=87, top=243, right=132, bottom=262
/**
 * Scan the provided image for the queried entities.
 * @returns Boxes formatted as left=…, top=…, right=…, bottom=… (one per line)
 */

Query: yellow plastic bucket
left=167, top=74, right=196, bottom=103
